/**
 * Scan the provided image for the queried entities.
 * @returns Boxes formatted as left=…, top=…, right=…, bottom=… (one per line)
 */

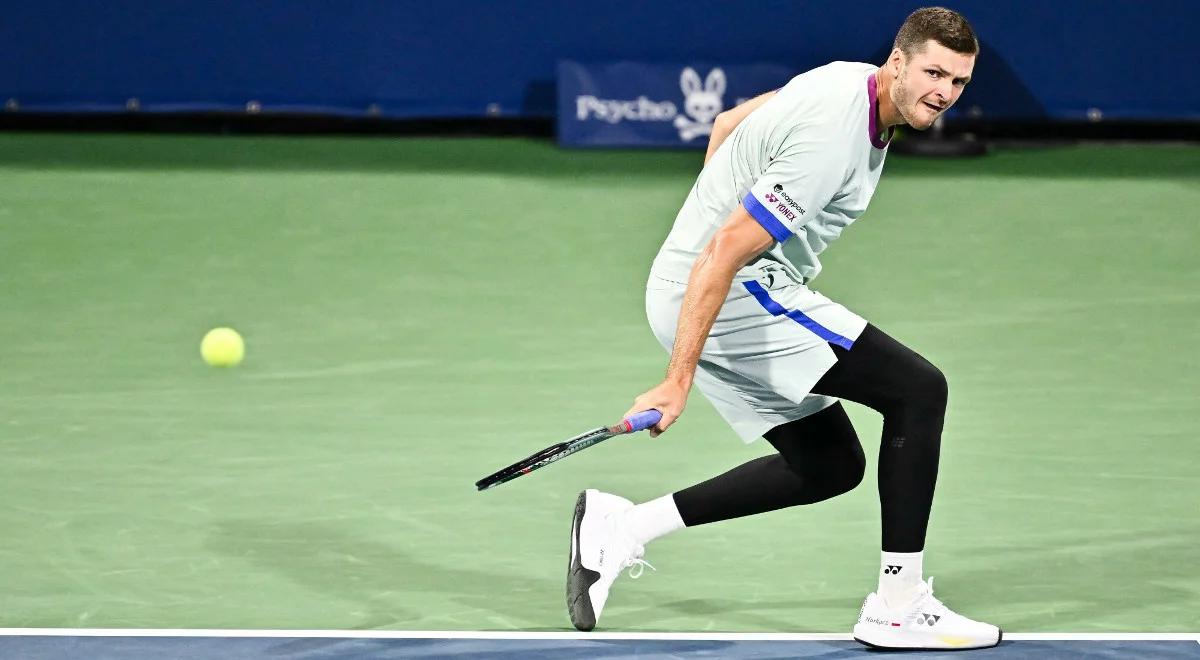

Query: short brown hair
left=894, top=7, right=979, bottom=56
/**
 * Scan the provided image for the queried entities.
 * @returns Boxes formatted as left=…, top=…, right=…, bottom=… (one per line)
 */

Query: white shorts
left=645, top=268, right=868, bottom=443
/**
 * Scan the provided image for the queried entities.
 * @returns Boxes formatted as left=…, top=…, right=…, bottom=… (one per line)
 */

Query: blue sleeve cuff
left=742, top=192, right=793, bottom=243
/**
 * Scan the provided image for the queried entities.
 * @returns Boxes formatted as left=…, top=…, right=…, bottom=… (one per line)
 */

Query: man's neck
left=874, top=67, right=905, bottom=129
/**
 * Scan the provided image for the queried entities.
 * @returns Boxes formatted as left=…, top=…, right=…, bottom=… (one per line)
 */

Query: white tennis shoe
left=566, top=489, right=654, bottom=631
left=853, top=577, right=1002, bottom=650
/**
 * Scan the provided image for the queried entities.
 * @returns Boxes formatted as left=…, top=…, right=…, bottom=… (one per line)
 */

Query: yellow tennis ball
left=200, top=327, right=245, bottom=367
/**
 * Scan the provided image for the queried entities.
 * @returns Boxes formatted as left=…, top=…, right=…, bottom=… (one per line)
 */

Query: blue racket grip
left=623, top=409, right=663, bottom=433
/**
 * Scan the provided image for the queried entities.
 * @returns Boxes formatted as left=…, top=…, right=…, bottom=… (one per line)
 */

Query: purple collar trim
left=867, top=73, right=893, bottom=149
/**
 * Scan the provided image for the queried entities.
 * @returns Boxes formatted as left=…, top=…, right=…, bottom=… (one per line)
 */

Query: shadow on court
left=209, top=518, right=562, bottom=630
left=946, top=525, right=1200, bottom=631
left=207, top=517, right=1198, bottom=633
left=601, top=525, right=1200, bottom=633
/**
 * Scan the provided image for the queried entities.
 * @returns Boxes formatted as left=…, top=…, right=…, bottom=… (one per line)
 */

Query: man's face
left=890, top=40, right=975, bottom=130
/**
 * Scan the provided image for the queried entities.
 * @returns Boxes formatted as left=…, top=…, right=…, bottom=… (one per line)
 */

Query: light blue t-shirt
left=649, top=61, right=893, bottom=286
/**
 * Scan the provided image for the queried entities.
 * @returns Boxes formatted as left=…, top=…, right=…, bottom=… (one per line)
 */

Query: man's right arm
left=625, top=205, right=775, bottom=436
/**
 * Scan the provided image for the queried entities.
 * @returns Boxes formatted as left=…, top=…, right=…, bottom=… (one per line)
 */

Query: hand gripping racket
left=475, top=409, right=662, bottom=491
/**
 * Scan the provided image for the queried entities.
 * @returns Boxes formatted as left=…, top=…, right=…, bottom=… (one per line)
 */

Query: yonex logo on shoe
left=916, top=613, right=941, bottom=626
left=883, top=565, right=902, bottom=574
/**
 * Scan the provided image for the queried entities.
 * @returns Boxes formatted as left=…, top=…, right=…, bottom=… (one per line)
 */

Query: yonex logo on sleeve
left=770, top=184, right=806, bottom=215
left=761, top=192, right=797, bottom=222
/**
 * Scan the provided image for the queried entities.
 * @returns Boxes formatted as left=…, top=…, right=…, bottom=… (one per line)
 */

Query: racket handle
left=623, top=409, right=663, bottom=433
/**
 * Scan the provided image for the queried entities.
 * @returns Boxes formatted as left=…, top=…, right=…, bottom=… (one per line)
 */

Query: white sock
left=620, top=494, right=685, bottom=547
left=879, top=551, right=923, bottom=608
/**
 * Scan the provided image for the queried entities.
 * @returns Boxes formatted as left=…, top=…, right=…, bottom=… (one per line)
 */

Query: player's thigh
left=811, top=324, right=947, bottom=411
left=650, top=280, right=864, bottom=399
left=647, top=280, right=862, bottom=442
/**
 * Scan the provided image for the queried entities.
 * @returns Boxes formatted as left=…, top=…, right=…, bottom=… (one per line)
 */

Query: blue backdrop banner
left=2, top=1, right=1195, bottom=122
left=558, top=61, right=795, bottom=148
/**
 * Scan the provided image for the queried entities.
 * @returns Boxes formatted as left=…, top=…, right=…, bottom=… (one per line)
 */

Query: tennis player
left=567, top=7, right=1001, bottom=650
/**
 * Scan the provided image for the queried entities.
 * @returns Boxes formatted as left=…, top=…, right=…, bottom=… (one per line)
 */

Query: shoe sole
left=853, top=628, right=1002, bottom=651
left=566, top=490, right=601, bottom=632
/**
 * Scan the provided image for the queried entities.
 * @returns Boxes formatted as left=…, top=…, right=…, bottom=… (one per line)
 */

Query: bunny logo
left=674, top=67, right=726, bottom=141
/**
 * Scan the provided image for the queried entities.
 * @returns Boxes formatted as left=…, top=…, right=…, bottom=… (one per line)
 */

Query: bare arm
left=704, top=90, right=778, bottom=165
left=625, top=206, right=775, bottom=436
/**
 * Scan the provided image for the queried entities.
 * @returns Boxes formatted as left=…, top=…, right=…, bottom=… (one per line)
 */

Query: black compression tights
left=672, top=324, right=946, bottom=553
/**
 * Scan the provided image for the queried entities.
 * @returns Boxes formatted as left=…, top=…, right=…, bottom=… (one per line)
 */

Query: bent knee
left=909, top=359, right=948, bottom=410
left=841, top=445, right=867, bottom=493
left=801, top=443, right=866, bottom=499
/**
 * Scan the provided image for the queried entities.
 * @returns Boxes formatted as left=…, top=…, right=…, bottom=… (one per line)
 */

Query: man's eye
left=927, top=70, right=941, bottom=78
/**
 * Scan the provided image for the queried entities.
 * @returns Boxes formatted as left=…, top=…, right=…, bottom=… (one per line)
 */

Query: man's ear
left=888, top=48, right=905, bottom=76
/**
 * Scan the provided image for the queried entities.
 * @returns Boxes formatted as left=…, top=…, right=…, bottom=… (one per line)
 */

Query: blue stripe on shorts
left=742, top=280, right=855, bottom=350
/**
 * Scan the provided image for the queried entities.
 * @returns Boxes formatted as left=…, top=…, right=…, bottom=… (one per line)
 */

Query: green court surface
left=0, top=134, right=1197, bottom=633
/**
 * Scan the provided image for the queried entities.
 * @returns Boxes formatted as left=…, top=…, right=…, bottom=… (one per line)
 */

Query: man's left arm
left=704, top=91, right=777, bottom=165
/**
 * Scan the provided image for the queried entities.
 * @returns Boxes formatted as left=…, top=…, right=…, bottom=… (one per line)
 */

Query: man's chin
left=906, top=116, right=937, bottom=131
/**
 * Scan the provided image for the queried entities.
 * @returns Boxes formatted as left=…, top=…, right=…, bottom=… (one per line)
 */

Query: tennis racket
left=475, top=409, right=662, bottom=491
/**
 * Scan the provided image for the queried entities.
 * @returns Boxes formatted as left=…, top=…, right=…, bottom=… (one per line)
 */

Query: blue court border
left=1, top=630, right=1196, bottom=660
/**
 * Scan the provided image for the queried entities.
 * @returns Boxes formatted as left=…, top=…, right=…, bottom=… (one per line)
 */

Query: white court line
left=0, top=629, right=1196, bottom=641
